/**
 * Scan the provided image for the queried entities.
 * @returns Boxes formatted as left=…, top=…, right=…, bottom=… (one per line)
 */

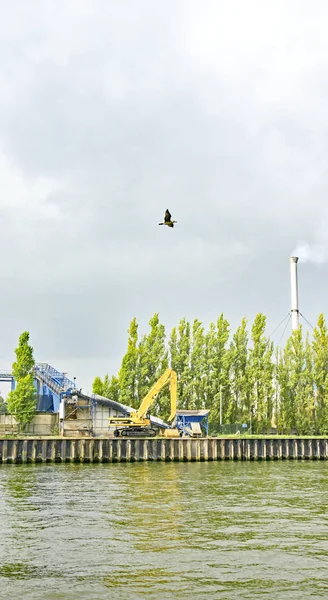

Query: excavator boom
left=137, top=368, right=177, bottom=421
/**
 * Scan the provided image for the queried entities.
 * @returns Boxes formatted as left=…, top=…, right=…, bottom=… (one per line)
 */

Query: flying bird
left=158, top=209, right=177, bottom=228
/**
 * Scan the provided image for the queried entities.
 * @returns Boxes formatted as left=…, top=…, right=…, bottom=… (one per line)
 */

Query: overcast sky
left=1, top=0, right=328, bottom=394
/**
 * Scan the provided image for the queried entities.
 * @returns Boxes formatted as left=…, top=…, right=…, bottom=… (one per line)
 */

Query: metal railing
left=34, top=363, right=76, bottom=395
left=0, top=370, right=13, bottom=381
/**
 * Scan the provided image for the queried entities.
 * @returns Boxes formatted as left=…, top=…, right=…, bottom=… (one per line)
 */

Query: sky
left=1, top=0, right=328, bottom=395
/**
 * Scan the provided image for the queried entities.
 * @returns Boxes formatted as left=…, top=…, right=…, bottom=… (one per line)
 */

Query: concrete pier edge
left=1, top=437, right=328, bottom=463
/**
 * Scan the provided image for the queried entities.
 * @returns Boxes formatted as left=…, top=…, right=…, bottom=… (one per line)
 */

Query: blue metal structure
left=33, top=363, right=76, bottom=411
left=175, top=410, right=209, bottom=437
left=6, top=363, right=76, bottom=412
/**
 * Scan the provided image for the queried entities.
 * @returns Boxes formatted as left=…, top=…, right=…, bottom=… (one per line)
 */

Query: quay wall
left=1, top=437, right=328, bottom=463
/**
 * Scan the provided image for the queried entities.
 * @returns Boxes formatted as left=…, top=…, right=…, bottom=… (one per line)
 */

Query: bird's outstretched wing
left=164, top=209, right=171, bottom=222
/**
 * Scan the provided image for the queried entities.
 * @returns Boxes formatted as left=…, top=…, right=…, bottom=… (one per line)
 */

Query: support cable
left=268, top=313, right=291, bottom=340
left=276, top=314, right=292, bottom=347
left=299, top=312, right=314, bottom=330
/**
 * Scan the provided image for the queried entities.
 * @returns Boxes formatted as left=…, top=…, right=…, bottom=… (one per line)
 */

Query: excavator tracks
left=114, top=427, right=159, bottom=438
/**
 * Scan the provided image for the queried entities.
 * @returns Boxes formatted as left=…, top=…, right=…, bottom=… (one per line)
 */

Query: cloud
left=1, top=0, right=328, bottom=391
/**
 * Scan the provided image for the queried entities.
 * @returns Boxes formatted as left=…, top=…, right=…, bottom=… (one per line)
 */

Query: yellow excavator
left=108, top=368, right=179, bottom=438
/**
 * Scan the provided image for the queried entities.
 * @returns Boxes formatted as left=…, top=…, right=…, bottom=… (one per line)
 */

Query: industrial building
left=0, top=363, right=170, bottom=437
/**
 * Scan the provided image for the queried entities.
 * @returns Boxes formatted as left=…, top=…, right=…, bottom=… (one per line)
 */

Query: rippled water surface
left=1, top=462, right=328, bottom=599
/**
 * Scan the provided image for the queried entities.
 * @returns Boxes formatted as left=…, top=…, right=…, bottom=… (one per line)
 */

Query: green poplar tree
left=118, top=317, right=139, bottom=408
left=204, top=321, right=217, bottom=411
left=188, top=319, right=206, bottom=409
left=138, top=313, right=169, bottom=416
left=92, top=373, right=120, bottom=403
left=101, top=373, right=119, bottom=402
left=92, top=376, right=104, bottom=396
left=247, top=314, right=274, bottom=433
left=312, top=313, right=328, bottom=433
left=226, top=318, right=249, bottom=425
left=277, top=333, right=297, bottom=433
left=205, top=315, right=231, bottom=427
left=12, top=332, right=35, bottom=380
left=105, top=376, right=120, bottom=404
left=273, top=347, right=282, bottom=432
left=277, top=327, right=314, bottom=434
left=7, top=331, right=37, bottom=430
left=169, top=326, right=178, bottom=371
left=297, top=333, right=315, bottom=434
left=169, top=318, right=191, bottom=409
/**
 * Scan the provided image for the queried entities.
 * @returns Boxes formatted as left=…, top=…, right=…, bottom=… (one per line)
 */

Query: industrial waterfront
left=1, top=461, right=327, bottom=599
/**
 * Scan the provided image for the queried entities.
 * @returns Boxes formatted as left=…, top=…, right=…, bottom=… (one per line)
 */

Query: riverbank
left=1, top=436, right=328, bottom=463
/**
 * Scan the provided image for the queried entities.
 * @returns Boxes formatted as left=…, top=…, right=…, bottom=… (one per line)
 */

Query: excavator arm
left=136, top=368, right=177, bottom=422
left=109, top=368, right=178, bottom=437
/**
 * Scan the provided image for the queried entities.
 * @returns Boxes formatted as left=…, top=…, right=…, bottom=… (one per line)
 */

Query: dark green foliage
left=11, top=332, right=35, bottom=380
left=137, top=313, right=168, bottom=401
left=276, top=327, right=314, bottom=434
left=311, top=314, right=328, bottom=433
left=189, top=319, right=206, bottom=410
left=205, top=315, right=231, bottom=426
left=169, top=319, right=191, bottom=409
left=7, top=376, right=37, bottom=429
left=7, top=331, right=37, bottom=429
left=247, top=314, right=274, bottom=433
left=92, top=374, right=120, bottom=403
left=93, top=312, right=328, bottom=435
left=92, top=376, right=104, bottom=395
left=226, top=317, right=249, bottom=424
left=118, top=317, right=139, bottom=408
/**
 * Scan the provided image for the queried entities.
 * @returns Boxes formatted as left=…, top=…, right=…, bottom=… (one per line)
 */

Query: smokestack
left=289, top=256, right=300, bottom=331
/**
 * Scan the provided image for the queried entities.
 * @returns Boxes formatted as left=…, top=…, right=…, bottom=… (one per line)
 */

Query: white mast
left=289, top=256, right=300, bottom=331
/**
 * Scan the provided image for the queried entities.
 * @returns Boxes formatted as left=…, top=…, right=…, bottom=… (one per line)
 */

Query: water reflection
left=1, top=462, right=328, bottom=599
left=2, top=465, right=38, bottom=503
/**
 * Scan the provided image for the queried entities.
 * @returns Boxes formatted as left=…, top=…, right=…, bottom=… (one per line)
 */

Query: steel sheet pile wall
left=1, top=437, right=328, bottom=463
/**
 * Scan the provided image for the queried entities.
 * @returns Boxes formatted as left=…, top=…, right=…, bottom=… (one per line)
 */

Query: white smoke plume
left=291, top=241, right=327, bottom=264
left=292, top=223, right=328, bottom=264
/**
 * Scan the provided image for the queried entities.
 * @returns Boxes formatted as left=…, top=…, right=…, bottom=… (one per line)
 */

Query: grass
left=212, top=434, right=328, bottom=439
left=0, top=434, right=328, bottom=440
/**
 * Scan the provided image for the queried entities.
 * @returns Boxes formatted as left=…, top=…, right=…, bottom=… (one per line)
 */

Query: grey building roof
left=67, top=390, right=169, bottom=428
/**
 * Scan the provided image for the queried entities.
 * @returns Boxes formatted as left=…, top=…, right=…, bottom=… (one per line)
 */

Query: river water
left=0, top=462, right=328, bottom=599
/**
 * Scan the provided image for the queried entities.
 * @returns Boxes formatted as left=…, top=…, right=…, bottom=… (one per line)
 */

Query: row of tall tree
left=93, top=313, right=328, bottom=435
